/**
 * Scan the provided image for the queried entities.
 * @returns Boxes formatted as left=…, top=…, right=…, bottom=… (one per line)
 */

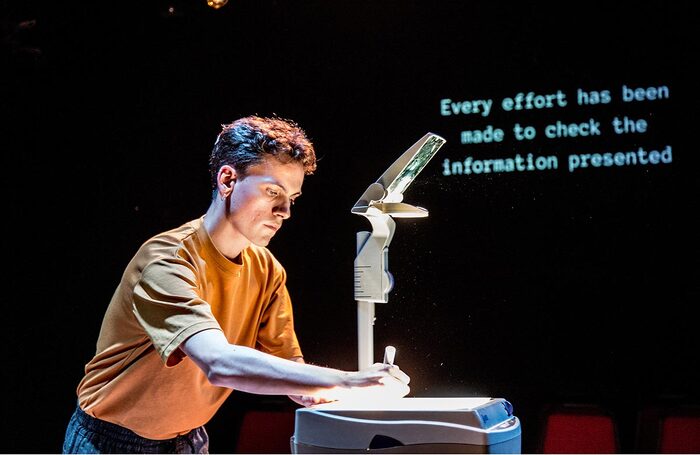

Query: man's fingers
left=368, top=362, right=410, bottom=384
left=388, top=365, right=410, bottom=384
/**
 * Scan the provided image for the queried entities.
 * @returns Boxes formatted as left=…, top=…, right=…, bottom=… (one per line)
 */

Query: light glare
left=207, top=0, right=228, bottom=9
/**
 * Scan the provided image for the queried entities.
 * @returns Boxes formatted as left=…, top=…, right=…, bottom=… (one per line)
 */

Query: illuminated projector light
left=207, top=0, right=228, bottom=9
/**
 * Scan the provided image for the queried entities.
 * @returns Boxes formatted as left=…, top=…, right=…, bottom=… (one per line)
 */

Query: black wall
left=3, top=1, right=697, bottom=452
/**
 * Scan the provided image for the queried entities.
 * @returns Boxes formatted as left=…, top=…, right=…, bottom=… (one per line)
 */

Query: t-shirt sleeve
left=133, top=257, right=222, bottom=366
left=256, top=264, right=303, bottom=360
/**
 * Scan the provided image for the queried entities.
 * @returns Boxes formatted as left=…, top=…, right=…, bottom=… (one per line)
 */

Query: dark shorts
left=62, top=404, right=209, bottom=454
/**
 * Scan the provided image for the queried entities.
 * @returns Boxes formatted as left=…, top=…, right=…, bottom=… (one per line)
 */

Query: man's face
left=227, top=158, right=305, bottom=247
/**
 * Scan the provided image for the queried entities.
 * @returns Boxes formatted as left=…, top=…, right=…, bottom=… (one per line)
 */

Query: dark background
left=2, top=1, right=697, bottom=453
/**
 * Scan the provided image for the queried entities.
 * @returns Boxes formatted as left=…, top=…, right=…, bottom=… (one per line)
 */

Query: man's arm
left=181, top=328, right=409, bottom=401
left=287, top=356, right=329, bottom=407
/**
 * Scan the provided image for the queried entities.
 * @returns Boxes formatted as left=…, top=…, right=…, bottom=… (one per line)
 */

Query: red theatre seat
left=660, top=414, right=700, bottom=453
left=234, top=409, right=297, bottom=454
left=541, top=404, right=619, bottom=453
left=635, top=404, right=700, bottom=453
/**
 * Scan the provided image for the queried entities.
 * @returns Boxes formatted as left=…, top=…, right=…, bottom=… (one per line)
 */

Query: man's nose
left=274, top=199, right=291, bottom=219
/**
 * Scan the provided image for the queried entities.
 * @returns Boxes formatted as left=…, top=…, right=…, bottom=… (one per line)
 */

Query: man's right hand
left=309, top=363, right=410, bottom=404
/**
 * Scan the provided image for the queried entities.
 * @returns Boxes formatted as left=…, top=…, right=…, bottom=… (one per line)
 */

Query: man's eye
left=266, top=188, right=279, bottom=197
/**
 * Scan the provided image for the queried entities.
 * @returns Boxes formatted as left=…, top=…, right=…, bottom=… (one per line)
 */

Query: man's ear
left=217, top=165, right=237, bottom=198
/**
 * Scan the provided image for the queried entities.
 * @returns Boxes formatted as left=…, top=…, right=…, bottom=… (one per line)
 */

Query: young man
left=63, top=116, right=410, bottom=453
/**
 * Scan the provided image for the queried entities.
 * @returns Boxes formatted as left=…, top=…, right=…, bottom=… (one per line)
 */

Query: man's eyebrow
left=268, top=181, right=302, bottom=197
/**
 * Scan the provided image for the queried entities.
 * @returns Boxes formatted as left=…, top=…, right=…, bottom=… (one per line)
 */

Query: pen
left=383, top=345, right=396, bottom=365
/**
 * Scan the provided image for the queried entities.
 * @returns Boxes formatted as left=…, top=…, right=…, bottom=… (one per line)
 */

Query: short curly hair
left=209, top=115, right=317, bottom=189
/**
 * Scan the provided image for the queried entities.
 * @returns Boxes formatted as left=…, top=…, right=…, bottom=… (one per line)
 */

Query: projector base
left=292, top=438, right=521, bottom=454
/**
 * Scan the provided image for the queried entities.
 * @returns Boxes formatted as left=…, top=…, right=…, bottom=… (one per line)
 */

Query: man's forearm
left=182, top=329, right=406, bottom=400
left=206, top=344, right=348, bottom=396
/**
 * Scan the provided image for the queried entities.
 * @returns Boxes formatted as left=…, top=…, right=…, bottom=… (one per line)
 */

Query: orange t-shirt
left=76, top=216, right=302, bottom=439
